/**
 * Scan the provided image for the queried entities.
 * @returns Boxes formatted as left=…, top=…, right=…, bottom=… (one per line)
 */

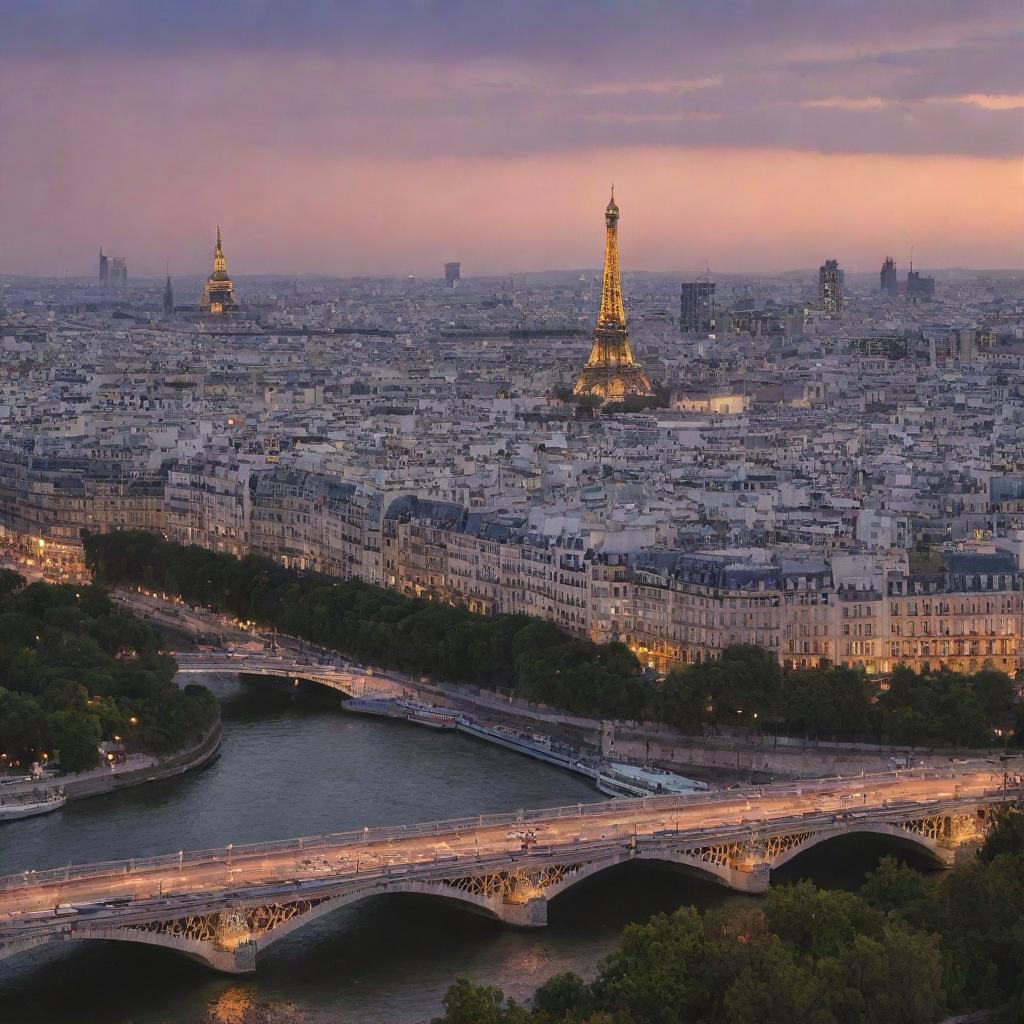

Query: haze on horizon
left=1, top=0, right=1022, bottom=279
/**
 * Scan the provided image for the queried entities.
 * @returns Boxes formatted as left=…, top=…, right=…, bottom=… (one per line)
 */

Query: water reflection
left=0, top=675, right=939, bottom=1024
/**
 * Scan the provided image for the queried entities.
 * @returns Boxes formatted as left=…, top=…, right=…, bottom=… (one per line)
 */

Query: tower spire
left=201, top=224, right=237, bottom=315
left=573, top=188, right=652, bottom=400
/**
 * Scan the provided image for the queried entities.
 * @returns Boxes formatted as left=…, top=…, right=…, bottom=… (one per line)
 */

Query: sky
left=1, top=0, right=1022, bottom=278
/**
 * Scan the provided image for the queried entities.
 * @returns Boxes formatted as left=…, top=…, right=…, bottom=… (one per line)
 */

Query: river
left=0, top=674, right=934, bottom=1024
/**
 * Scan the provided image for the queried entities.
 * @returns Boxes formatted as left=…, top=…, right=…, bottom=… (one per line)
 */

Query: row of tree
left=84, top=532, right=1021, bottom=747
left=433, top=810, right=1024, bottom=1024
left=0, top=568, right=217, bottom=773
left=83, top=531, right=650, bottom=719
left=653, top=644, right=1022, bottom=749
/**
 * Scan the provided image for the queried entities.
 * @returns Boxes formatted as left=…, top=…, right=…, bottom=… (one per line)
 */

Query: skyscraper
left=163, top=275, right=174, bottom=315
left=818, top=259, right=844, bottom=314
left=109, top=257, right=128, bottom=288
left=98, top=249, right=109, bottom=286
left=573, top=189, right=653, bottom=399
left=680, top=281, right=716, bottom=334
left=880, top=257, right=897, bottom=298
left=200, top=226, right=238, bottom=314
left=444, top=262, right=461, bottom=287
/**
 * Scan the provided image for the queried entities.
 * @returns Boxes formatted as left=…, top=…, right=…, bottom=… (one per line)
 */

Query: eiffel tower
left=573, top=188, right=652, bottom=399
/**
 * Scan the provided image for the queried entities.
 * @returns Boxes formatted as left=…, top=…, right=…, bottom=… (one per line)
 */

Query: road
left=1, top=759, right=1019, bottom=929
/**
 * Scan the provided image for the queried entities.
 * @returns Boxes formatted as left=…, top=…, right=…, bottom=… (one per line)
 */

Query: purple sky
left=2, top=1, right=1021, bottom=277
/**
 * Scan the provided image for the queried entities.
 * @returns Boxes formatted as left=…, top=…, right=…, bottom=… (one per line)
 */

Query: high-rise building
left=680, top=281, right=716, bottom=334
left=818, top=259, right=844, bottom=314
left=444, top=262, right=461, bottom=287
left=573, top=189, right=653, bottom=399
left=906, top=267, right=935, bottom=301
left=880, top=257, right=897, bottom=297
left=199, top=226, right=238, bottom=314
left=163, top=275, right=174, bottom=315
left=99, top=249, right=127, bottom=286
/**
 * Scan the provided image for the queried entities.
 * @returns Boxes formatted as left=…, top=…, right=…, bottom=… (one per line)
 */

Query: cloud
left=802, top=98, right=891, bottom=111
left=576, top=77, right=723, bottom=98
left=1, top=2, right=1021, bottom=274
left=956, top=93, right=1024, bottom=110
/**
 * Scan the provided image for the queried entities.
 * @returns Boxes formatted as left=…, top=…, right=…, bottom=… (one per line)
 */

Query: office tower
left=199, top=226, right=238, bottom=314
left=818, top=259, right=844, bottom=313
left=680, top=281, right=716, bottom=334
left=98, top=249, right=109, bottom=286
left=573, top=188, right=653, bottom=399
left=444, top=262, right=461, bottom=287
left=163, top=275, right=174, bottom=315
left=880, top=257, right=897, bottom=297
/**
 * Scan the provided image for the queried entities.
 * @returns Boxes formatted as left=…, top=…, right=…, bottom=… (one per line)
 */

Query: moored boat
left=0, top=786, right=67, bottom=823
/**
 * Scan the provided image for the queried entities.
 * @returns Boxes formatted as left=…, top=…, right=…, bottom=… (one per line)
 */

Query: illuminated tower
left=573, top=188, right=652, bottom=399
left=200, top=226, right=238, bottom=314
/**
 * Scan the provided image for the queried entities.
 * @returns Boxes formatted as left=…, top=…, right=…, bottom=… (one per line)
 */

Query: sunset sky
left=2, top=0, right=1022, bottom=278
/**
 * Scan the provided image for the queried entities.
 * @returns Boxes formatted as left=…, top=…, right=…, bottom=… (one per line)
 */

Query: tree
left=432, top=978, right=527, bottom=1024
left=48, top=708, right=101, bottom=772
left=722, top=938, right=836, bottom=1024
left=592, top=908, right=719, bottom=1024
left=531, top=972, right=591, bottom=1022
left=836, top=925, right=946, bottom=1024
left=0, top=568, right=25, bottom=597
left=765, top=882, right=883, bottom=961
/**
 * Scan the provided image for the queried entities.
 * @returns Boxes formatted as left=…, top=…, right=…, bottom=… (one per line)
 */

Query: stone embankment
left=421, top=683, right=984, bottom=781
left=118, top=586, right=990, bottom=782
left=2, top=723, right=222, bottom=805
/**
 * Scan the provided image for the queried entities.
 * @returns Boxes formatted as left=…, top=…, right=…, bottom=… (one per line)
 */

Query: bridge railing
left=1, top=760, right=1019, bottom=894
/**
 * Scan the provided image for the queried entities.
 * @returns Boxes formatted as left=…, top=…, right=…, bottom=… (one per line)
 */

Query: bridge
left=173, top=651, right=409, bottom=700
left=1, top=759, right=1019, bottom=973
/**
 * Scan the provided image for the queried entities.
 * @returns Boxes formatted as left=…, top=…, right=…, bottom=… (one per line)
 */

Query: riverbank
left=341, top=696, right=708, bottom=798
left=0, top=722, right=222, bottom=807
left=123, top=584, right=996, bottom=782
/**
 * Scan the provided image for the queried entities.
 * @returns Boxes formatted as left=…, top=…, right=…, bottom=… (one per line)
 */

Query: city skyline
left=2, top=0, right=1022, bottom=277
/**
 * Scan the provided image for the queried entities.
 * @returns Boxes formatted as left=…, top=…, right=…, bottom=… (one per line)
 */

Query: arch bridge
left=173, top=651, right=407, bottom=700
left=1, top=760, right=1019, bottom=974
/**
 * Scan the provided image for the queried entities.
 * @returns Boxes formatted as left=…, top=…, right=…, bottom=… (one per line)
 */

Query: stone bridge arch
left=18, top=870, right=560, bottom=973
left=541, top=845, right=769, bottom=901
left=767, top=821, right=956, bottom=872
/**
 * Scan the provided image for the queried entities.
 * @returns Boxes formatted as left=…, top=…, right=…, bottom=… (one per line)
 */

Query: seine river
left=0, top=675, right=924, bottom=1024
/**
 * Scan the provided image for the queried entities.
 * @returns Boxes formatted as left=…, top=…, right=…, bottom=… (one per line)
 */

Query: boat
left=595, top=764, right=706, bottom=799
left=397, top=699, right=461, bottom=729
left=341, top=696, right=403, bottom=719
left=456, top=719, right=599, bottom=778
left=0, top=786, right=67, bottom=822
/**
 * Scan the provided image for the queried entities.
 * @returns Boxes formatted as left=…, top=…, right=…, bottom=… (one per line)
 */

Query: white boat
left=0, top=787, right=67, bottom=822
left=596, top=764, right=706, bottom=799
